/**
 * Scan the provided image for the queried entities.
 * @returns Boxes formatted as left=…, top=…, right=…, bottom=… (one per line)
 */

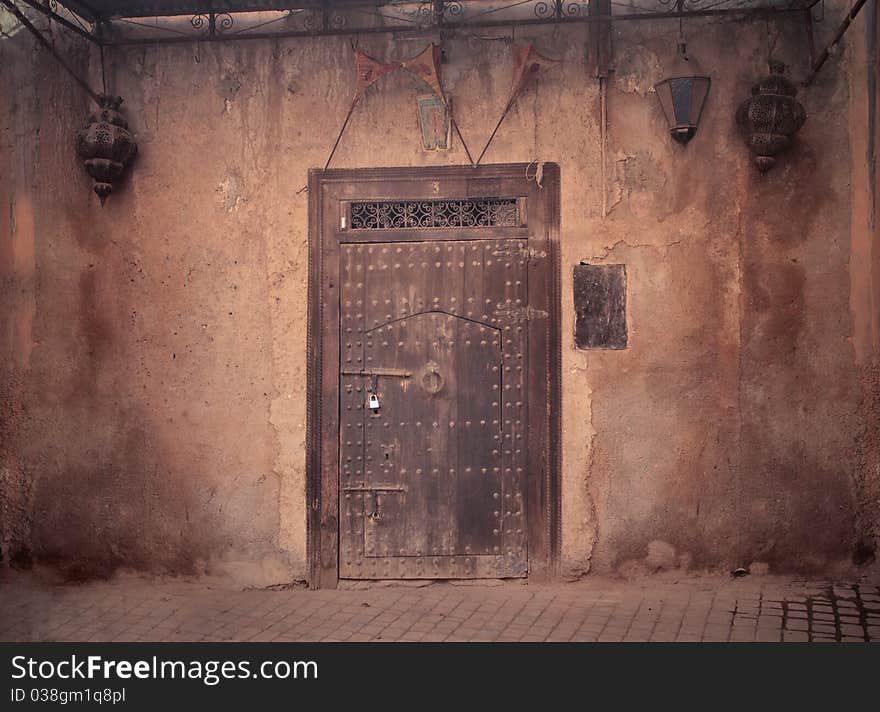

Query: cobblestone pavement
left=1, top=572, right=878, bottom=643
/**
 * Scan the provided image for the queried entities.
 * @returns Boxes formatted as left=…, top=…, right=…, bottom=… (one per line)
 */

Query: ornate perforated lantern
left=654, top=43, right=711, bottom=145
left=736, top=60, right=806, bottom=173
left=75, top=94, right=137, bottom=205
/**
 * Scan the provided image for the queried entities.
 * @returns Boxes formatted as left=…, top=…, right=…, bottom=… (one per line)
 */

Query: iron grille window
left=349, top=198, right=520, bottom=229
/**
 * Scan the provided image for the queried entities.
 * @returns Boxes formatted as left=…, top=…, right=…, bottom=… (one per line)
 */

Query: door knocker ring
left=421, top=361, right=445, bottom=395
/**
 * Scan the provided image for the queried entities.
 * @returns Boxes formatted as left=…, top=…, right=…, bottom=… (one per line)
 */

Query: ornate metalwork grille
left=350, top=198, right=520, bottom=229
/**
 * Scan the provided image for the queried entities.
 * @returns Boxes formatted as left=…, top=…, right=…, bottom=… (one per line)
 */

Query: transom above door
left=307, top=164, right=561, bottom=588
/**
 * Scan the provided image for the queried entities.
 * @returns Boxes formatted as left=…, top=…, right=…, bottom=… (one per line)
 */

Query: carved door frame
left=306, top=164, right=561, bottom=589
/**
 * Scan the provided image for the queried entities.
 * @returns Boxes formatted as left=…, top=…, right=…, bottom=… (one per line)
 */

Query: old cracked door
left=309, top=165, right=560, bottom=586
left=339, top=237, right=529, bottom=578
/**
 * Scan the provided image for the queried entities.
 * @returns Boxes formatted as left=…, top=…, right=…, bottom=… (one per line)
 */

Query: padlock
left=368, top=392, right=380, bottom=411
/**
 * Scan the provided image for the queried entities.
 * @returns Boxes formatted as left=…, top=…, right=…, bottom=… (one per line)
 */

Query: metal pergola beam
left=13, top=0, right=100, bottom=44
left=2, top=0, right=822, bottom=48
left=97, top=6, right=819, bottom=48
left=0, top=0, right=101, bottom=99
left=805, top=0, right=871, bottom=84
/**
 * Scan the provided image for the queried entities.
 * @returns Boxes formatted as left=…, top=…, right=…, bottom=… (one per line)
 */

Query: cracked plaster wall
left=1, top=5, right=878, bottom=584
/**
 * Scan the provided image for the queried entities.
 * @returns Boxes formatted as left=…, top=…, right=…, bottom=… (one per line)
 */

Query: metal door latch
left=368, top=496, right=383, bottom=522
left=367, top=508, right=383, bottom=522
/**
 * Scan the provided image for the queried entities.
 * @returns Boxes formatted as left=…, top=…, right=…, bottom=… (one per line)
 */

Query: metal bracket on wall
left=590, top=0, right=613, bottom=79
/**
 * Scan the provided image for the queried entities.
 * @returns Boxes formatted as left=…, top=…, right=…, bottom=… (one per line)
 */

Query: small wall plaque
left=574, top=263, right=627, bottom=349
left=417, top=95, right=451, bottom=151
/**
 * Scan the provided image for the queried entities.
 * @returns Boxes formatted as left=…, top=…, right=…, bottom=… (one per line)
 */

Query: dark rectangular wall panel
left=574, top=263, right=627, bottom=349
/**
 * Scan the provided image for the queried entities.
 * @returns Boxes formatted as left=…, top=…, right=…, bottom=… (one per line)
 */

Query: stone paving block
left=755, top=631, right=781, bottom=642
left=2, top=574, right=878, bottom=644
left=839, top=624, right=865, bottom=637
left=783, top=631, right=809, bottom=642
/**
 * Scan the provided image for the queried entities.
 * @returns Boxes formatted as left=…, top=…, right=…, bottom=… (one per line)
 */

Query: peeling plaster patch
left=623, top=150, right=666, bottom=191
left=614, top=45, right=662, bottom=95
left=217, top=170, right=246, bottom=213
left=749, top=561, right=770, bottom=575
left=606, top=151, right=629, bottom=215
left=270, top=395, right=307, bottom=572
left=854, top=362, right=880, bottom=561
left=561, top=357, right=598, bottom=578
left=606, top=150, right=675, bottom=220
left=646, top=539, right=677, bottom=570
left=618, top=540, right=693, bottom=577
left=217, top=73, right=241, bottom=113
left=208, top=551, right=296, bottom=589
left=217, top=73, right=242, bottom=101
left=622, top=150, right=670, bottom=218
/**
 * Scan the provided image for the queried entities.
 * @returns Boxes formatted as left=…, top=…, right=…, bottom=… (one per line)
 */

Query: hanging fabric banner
left=476, top=42, right=560, bottom=165
left=400, top=43, right=446, bottom=102
left=320, top=49, right=400, bottom=173
left=507, top=42, right=560, bottom=109
left=353, top=49, right=400, bottom=105
left=400, top=42, right=474, bottom=164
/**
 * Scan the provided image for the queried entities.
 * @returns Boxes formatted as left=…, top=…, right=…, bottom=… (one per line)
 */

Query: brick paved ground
left=1, top=571, right=878, bottom=643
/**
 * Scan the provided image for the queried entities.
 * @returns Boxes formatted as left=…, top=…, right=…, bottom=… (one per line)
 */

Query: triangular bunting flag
left=507, top=42, right=560, bottom=108
left=476, top=43, right=561, bottom=165
left=353, top=49, right=400, bottom=105
left=401, top=43, right=446, bottom=103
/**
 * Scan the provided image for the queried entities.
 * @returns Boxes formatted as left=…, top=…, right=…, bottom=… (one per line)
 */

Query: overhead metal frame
left=14, top=0, right=100, bottom=44
left=3, top=0, right=866, bottom=86
left=2, top=0, right=824, bottom=48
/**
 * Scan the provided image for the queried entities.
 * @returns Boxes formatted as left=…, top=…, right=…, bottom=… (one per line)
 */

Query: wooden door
left=339, top=239, right=528, bottom=578
left=308, top=165, right=560, bottom=586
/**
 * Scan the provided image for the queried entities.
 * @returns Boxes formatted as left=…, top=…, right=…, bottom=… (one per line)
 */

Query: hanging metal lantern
left=75, top=94, right=137, bottom=205
left=654, top=43, right=711, bottom=145
left=736, top=60, right=806, bottom=173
